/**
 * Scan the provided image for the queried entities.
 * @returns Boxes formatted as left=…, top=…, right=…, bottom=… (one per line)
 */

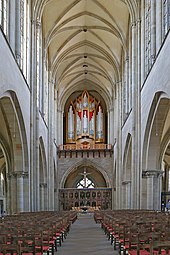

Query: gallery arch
left=0, top=93, right=29, bottom=214
left=142, top=94, right=170, bottom=210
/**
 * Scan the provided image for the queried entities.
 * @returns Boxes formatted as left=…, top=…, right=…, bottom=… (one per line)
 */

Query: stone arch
left=142, top=92, right=169, bottom=171
left=0, top=91, right=29, bottom=213
left=0, top=135, right=11, bottom=215
left=60, top=159, right=111, bottom=189
left=142, top=92, right=170, bottom=210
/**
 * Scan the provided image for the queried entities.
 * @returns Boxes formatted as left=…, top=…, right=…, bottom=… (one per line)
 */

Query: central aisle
left=56, top=213, right=118, bottom=255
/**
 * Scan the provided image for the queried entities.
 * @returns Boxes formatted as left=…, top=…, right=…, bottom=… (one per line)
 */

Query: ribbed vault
left=33, top=0, right=137, bottom=108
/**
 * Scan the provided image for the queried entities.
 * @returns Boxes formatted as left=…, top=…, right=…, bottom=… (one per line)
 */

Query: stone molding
left=7, top=171, right=28, bottom=179
left=142, top=170, right=163, bottom=178
left=39, top=183, right=47, bottom=188
left=122, top=180, right=131, bottom=185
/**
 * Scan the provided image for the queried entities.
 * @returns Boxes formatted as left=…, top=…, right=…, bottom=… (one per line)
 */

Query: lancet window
left=163, top=0, right=170, bottom=37
left=66, top=91, right=104, bottom=144
left=145, top=0, right=151, bottom=74
left=0, top=0, right=8, bottom=36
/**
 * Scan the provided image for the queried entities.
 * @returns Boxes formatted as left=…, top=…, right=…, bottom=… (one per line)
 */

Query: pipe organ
left=66, top=91, right=104, bottom=145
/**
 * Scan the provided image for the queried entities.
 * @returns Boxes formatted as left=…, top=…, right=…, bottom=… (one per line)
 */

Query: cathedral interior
left=0, top=0, right=170, bottom=215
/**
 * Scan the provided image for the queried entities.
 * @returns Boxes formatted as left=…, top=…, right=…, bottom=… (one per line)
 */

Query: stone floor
left=56, top=213, right=118, bottom=255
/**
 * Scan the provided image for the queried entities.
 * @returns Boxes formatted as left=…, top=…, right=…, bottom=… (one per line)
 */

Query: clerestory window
left=163, top=0, right=170, bottom=37
left=0, top=0, right=8, bottom=36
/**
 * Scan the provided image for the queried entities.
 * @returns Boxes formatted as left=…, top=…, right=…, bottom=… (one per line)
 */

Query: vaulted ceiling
left=34, top=0, right=137, bottom=107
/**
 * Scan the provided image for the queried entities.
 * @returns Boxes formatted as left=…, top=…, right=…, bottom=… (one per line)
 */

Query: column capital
left=7, top=171, right=28, bottom=179
left=125, top=56, right=129, bottom=62
left=109, top=107, right=114, bottom=113
left=142, top=169, right=163, bottom=178
left=31, top=20, right=41, bottom=29
left=40, top=183, right=47, bottom=188
left=122, top=180, right=131, bottom=185
left=48, top=78, right=55, bottom=86
left=131, top=21, right=137, bottom=28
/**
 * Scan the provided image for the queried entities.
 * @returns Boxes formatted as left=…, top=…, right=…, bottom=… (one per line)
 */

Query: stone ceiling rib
left=38, top=0, right=132, bottom=104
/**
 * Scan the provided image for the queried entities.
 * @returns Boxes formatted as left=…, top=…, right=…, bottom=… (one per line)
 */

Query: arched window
left=0, top=0, right=9, bottom=36
left=77, top=177, right=95, bottom=189
left=20, top=0, right=29, bottom=79
left=163, top=0, right=170, bottom=37
left=145, top=0, right=151, bottom=75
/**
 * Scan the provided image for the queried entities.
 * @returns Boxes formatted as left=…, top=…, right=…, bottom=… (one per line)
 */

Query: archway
left=0, top=92, right=29, bottom=214
left=59, top=164, right=112, bottom=211
left=142, top=93, right=170, bottom=210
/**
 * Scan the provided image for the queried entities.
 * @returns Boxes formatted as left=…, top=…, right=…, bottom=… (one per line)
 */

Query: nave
left=57, top=213, right=117, bottom=255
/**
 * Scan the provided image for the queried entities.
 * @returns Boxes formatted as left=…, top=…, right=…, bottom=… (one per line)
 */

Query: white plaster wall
left=0, top=31, right=30, bottom=154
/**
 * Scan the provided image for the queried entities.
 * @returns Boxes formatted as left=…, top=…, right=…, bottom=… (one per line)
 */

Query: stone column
left=131, top=21, right=138, bottom=209
left=23, top=172, right=29, bottom=211
left=48, top=79, right=55, bottom=210
left=108, top=108, right=114, bottom=144
left=15, top=0, right=21, bottom=64
left=142, top=170, right=163, bottom=210
left=137, top=18, right=142, bottom=209
left=141, top=0, right=145, bottom=85
left=125, top=57, right=129, bottom=113
left=115, top=82, right=122, bottom=209
left=122, top=181, right=131, bottom=209
left=7, top=172, right=29, bottom=213
left=6, top=174, right=11, bottom=214
left=54, top=187, right=59, bottom=211
left=57, top=109, right=63, bottom=145
left=7, top=173, right=17, bottom=214
left=39, top=183, right=47, bottom=211
left=156, top=0, right=162, bottom=54
left=16, top=172, right=25, bottom=213
left=151, top=0, right=156, bottom=64
left=30, top=20, right=41, bottom=212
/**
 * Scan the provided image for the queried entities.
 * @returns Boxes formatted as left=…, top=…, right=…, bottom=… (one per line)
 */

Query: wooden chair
left=0, top=244, right=20, bottom=255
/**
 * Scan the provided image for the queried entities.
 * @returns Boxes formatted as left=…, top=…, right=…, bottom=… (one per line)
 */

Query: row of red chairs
left=94, top=210, right=170, bottom=255
left=0, top=211, right=77, bottom=254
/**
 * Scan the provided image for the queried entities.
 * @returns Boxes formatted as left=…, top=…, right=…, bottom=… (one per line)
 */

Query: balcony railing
left=58, top=143, right=112, bottom=150
left=57, top=144, right=113, bottom=158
